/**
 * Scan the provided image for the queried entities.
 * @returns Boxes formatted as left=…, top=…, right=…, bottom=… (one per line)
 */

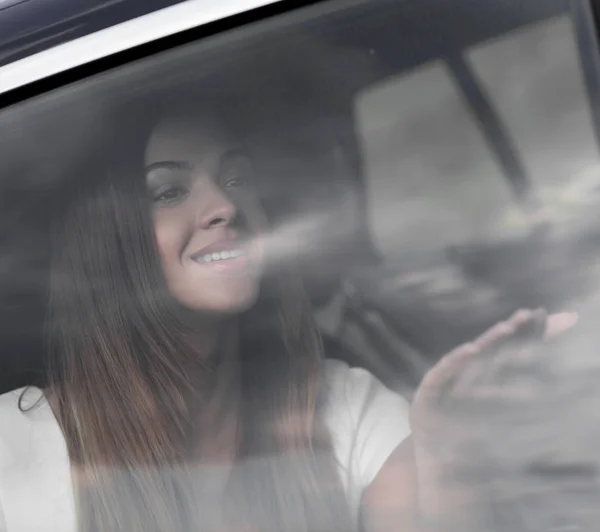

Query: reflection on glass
left=468, top=15, right=600, bottom=228
left=356, top=61, right=515, bottom=259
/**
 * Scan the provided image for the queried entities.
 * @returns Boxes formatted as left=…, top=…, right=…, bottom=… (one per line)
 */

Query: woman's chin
left=179, top=285, right=260, bottom=316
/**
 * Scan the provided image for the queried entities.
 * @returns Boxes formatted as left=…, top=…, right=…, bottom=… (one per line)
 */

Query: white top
left=0, top=360, right=411, bottom=531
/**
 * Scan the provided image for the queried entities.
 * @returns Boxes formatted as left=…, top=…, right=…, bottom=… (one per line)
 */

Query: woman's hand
left=412, top=309, right=577, bottom=436
left=410, top=309, right=579, bottom=532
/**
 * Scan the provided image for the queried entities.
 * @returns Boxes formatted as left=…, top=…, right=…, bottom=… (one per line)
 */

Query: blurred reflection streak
left=70, top=448, right=353, bottom=532
left=356, top=62, right=514, bottom=258
left=468, top=16, right=600, bottom=192
left=261, top=211, right=332, bottom=268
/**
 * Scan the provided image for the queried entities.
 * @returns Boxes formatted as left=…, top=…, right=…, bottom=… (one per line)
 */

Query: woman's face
left=145, top=112, right=265, bottom=314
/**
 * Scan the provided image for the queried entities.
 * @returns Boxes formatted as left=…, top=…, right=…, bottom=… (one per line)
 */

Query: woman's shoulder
left=323, top=359, right=411, bottom=422
left=0, top=387, right=74, bottom=530
left=0, top=386, right=52, bottom=470
left=322, top=360, right=411, bottom=492
left=0, top=385, right=46, bottom=419
left=323, top=359, right=411, bottom=416
left=0, top=386, right=33, bottom=426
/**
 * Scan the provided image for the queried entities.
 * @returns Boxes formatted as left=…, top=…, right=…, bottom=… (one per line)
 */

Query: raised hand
left=410, top=309, right=580, bottom=532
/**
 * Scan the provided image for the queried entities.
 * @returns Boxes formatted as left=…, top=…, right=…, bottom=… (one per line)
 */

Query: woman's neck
left=190, top=320, right=242, bottom=463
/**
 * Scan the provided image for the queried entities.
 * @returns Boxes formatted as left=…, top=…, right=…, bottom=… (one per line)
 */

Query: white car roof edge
left=0, top=0, right=283, bottom=96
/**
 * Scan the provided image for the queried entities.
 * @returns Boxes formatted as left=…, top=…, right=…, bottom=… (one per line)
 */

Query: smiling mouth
left=192, top=249, right=245, bottom=264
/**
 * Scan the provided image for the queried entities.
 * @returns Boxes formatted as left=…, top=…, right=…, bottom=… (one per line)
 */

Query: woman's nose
left=196, top=181, right=237, bottom=229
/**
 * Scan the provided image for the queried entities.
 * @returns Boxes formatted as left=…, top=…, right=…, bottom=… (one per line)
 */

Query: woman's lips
left=189, top=239, right=252, bottom=276
left=190, top=237, right=244, bottom=260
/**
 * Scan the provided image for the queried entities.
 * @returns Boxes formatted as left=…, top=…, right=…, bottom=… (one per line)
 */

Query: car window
left=0, top=0, right=597, bottom=387
left=1, top=1, right=600, bottom=530
left=359, top=5, right=600, bottom=256
left=0, top=0, right=597, bottom=382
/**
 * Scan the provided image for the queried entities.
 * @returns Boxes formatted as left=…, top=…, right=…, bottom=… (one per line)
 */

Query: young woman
left=0, top=103, right=415, bottom=532
left=0, top=91, right=579, bottom=532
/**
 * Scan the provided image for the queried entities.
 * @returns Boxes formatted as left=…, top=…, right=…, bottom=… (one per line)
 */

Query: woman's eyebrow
left=145, top=160, right=193, bottom=174
left=218, top=149, right=250, bottom=171
left=219, top=148, right=246, bottom=162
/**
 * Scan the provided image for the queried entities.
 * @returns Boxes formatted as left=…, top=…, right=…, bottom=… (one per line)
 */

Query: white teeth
left=194, top=249, right=244, bottom=263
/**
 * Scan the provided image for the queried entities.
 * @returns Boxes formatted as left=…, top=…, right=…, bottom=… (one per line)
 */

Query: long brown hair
left=44, top=116, right=354, bottom=532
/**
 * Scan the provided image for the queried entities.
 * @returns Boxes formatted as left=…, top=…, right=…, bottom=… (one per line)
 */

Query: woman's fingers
left=416, top=342, right=478, bottom=401
left=420, top=309, right=579, bottom=405
left=479, top=310, right=578, bottom=387
left=472, top=309, right=533, bottom=352
left=544, top=312, right=579, bottom=339
left=455, top=311, right=579, bottom=401
left=442, top=310, right=542, bottom=395
left=417, top=314, right=530, bottom=403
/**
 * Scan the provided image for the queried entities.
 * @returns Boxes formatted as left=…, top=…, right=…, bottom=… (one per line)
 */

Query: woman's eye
left=153, top=185, right=189, bottom=205
left=221, top=154, right=253, bottom=190
left=224, top=177, right=246, bottom=189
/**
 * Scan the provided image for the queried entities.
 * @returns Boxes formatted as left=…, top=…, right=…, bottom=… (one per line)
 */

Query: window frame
left=0, top=0, right=327, bottom=106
